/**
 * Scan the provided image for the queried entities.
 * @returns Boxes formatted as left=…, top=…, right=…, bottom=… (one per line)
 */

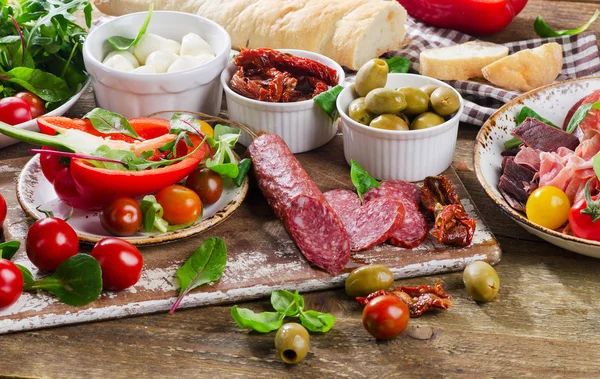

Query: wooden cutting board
left=0, top=135, right=500, bottom=334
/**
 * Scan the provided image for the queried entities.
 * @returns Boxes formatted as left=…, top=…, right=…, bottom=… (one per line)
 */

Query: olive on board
left=430, top=87, right=460, bottom=116
left=275, top=323, right=310, bottom=364
left=370, top=114, right=409, bottom=131
left=345, top=264, right=394, bottom=297
left=410, top=112, right=445, bottom=130
left=348, top=97, right=374, bottom=125
left=397, top=87, right=430, bottom=115
left=463, top=261, right=500, bottom=302
left=354, top=59, right=389, bottom=97
left=365, top=88, right=407, bottom=115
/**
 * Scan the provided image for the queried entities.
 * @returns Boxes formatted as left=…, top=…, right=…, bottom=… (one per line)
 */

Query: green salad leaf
left=107, top=4, right=154, bottom=51
left=298, top=309, right=335, bottom=333
left=231, top=307, right=284, bottom=333
left=0, top=66, right=70, bottom=102
left=140, top=195, right=169, bottom=233
left=83, top=108, right=140, bottom=139
left=534, top=10, right=599, bottom=38
left=566, top=101, right=600, bottom=134
left=206, top=124, right=242, bottom=178
left=350, top=159, right=380, bottom=201
left=385, top=56, right=411, bottom=73
left=0, top=240, right=20, bottom=260
left=314, top=85, right=343, bottom=121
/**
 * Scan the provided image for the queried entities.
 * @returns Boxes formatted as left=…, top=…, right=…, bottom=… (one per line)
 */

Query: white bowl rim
left=336, top=73, right=464, bottom=136
left=474, top=75, right=600, bottom=248
left=83, top=10, right=232, bottom=78
left=220, top=48, right=345, bottom=110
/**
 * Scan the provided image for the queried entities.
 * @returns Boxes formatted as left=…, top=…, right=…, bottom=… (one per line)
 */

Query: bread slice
left=482, top=43, right=563, bottom=92
left=419, top=41, right=509, bottom=81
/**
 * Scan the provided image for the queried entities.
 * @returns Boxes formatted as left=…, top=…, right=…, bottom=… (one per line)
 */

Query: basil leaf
left=534, top=10, right=600, bottom=38
left=233, top=158, right=252, bottom=187
left=566, top=101, right=600, bottom=134
left=83, top=108, right=140, bottom=139
left=299, top=309, right=335, bottom=333
left=385, top=56, right=411, bottom=73
left=107, top=4, right=153, bottom=51
left=169, top=238, right=227, bottom=314
left=231, top=306, right=284, bottom=333
left=314, top=85, right=343, bottom=121
left=0, top=240, right=20, bottom=260
left=271, top=290, right=301, bottom=316
left=214, top=124, right=240, bottom=141
left=350, top=159, right=380, bottom=201
left=504, top=106, right=560, bottom=149
left=16, top=264, right=33, bottom=283
left=0, top=67, right=70, bottom=102
left=23, top=254, right=102, bottom=306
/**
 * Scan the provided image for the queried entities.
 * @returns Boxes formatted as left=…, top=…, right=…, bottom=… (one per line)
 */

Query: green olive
left=463, top=261, right=500, bottom=302
left=354, top=59, right=389, bottom=97
left=396, top=112, right=410, bottom=125
left=397, top=87, right=430, bottom=115
left=430, top=87, right=460, bottom=116
left=370, top=114, right=409, bottom=131
left=345, top=264, right=394, bottom=297
left=348, top=97, right=374, bottom=125
left=365, top=88, right=407, bottom=115
left=420, top=84, right=438, bottom=97
left=275, top=323, right=310, bottom=364
left=410, top=112, right=445, bottom=130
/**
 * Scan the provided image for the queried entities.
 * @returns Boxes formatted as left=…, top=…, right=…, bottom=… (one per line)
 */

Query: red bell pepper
left=397, top=0, right=528, bottom=35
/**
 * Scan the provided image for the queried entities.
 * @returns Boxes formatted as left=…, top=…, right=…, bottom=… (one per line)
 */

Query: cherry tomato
left=156, top=185, right=202, bottom=225
left=185, top=167, right=224, bottom=205
left=0, top=193, right=6, bottom=227
left=91, top=238, right=143, bottom=290
left=526, top=186, right=570, bottom=230
left=100, top=197, right=142, bottom=237
left=362, top=295, right=410, bottom=340
left=0, top=259, right=23, bottom=309
left=15, top=92, right=45, bottom=119
left=39, top=147, right=68, bottom=184
left=0, top=97, right=32, bottom=125
left=569, top=191, right=600, bottom=241
left=26, top=217, right=79, bottom=271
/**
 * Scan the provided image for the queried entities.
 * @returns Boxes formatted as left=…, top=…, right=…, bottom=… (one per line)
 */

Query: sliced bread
left=419, top=41, right=509, bottom=81
left=482, top=43, right=563, bottom=92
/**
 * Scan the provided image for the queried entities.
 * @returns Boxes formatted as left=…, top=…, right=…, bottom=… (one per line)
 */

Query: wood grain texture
left=1, top=0, right=600, bottom=377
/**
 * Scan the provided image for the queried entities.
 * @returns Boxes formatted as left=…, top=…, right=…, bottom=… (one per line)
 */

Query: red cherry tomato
left=0, top=97, right=32, bottom=125
left=100, top=197, right=143, bottom=237
left=26, top=217, right=79, bottom=271
left=362, top=295, right=410, bottom=340
left=91, top=238, right=143, bottom=290
left=15, top=92, right=45, bottom=119
left=185, top=167, right=224, bottom=205
left=39, top=147, right=68, bottom=184
left=569, top=193, right=600, bottom=241
left=155, top=185, right=202, bottom=225
left=0, top=193, right=6, bottom=227
left=0, top=259, right=23, bottom=309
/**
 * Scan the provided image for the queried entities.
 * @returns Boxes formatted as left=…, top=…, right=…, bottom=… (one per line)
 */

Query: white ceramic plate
left=16, top=154, right=248, bottom=245
left=474, top=76, right=600, bottom=258
left=0, top=79, right=91, bottom=149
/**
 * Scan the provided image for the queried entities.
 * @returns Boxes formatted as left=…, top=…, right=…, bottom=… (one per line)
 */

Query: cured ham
left=511, top=117, right=579, bottom=152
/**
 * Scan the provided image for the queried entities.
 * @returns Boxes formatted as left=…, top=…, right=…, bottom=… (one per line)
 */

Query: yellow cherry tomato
left=525, top=186, right=570, bottom=229
left=197, top=120, right=214, bottom=138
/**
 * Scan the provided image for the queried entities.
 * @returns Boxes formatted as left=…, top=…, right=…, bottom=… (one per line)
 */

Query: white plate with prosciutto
left=475, top=76, right=600, bottom=258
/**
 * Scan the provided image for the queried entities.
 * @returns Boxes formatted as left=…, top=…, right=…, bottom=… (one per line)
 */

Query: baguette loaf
left=93, top=0, right=407, bottom=70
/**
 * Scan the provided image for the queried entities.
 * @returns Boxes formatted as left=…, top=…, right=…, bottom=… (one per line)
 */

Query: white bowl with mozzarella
left=83, top=11, right=231, bottom=118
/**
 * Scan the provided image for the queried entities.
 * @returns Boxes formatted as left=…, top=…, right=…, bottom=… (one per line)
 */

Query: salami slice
left=324, top=189, right=405, bottom=251
left=364, top=180, right=421, bottom=204
left=248, top=134, right=350, bottom=274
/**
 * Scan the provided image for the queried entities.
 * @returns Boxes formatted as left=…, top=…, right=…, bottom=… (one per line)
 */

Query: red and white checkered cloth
left=383, top=17, right=600, bottom=126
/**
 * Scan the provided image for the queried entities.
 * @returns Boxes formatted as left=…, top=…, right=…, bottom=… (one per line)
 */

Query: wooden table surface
left=2, top=1, right=600, bottom=377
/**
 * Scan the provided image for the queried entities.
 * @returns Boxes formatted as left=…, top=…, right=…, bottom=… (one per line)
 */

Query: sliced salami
left=364, top=180, right=421, bottom=204
left=324, top=189, right=405, bottom=251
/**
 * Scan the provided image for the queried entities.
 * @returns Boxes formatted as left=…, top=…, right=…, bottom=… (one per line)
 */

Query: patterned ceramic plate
left=474, top=76, right=600, bottom=258
left=16, top=154, right=249, bottom=245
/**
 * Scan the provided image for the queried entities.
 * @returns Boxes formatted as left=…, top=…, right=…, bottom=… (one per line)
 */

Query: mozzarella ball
left=145, top=50, right=179, bottom=73
left=133, top=33, right=168, bottom=64
left=163, top=38, right=181, bottom=55
left=103, top=54, right=136, bottom=72
left=132, top=65, right=156, bottom=74
left=195, top=53, right=214, bottom=65
left=167, top=56, right=205, bottom=73
left=103, top=50, right=140, bottom=68
left=180, top=33, right=215, bottom=57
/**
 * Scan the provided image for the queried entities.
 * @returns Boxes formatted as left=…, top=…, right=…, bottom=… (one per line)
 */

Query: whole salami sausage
left=248, top=134, right=350, bottom=274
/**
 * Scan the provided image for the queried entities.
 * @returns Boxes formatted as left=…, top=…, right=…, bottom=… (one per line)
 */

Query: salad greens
left=83, top=108, right=141, bottom=139
left=566, top=101, right=600, bottom=134
left=534, top=10, right=599, bottom=38
left=107, top=3, right=153, bottom=51
left=0, top=0, right=92, bottom=108
left=350, top=159, right=380, bottom=201
left=385, top=56, right=411, bottom=74
left=231, top=290, right=335, bottom=333
left=206, top=124, right=242, bottom=178
left=170, top=237, right=227, bottom=314
left=139, top=195, right=195, bottom=233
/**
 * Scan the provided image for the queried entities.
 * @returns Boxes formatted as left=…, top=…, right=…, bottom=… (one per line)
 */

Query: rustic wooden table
left=2, top=1, right=600, bottom=377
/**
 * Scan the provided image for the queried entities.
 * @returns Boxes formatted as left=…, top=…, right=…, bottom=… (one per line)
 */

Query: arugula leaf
left=16, top=264, right=33, bottom=283
left=83, top=108, right=140, bottom=139
left=233, top=158, right=252, bottom=187
left=566, top=101, right=600, bottom=134
left=139, top=195, right=168, bottom=233
left=271, top=290, right=302, bottom=316
left=0, top=240, right=20, bottom=260
left=504, top=106, right=560, bottom=149
left=231, top=306, right=284, bottom=333
left=534, top=10, right=600, bottom=38
left=0, top=66, right=70, bottom=102
left=299, top=309, right=335, bottom=333
left=107, top=4, right=153, bottom=51
left=350, top=159, right=380, bottom=201
left=385, top=56, right=411, bottom=73
left=314, top=85, right=343, bottom=121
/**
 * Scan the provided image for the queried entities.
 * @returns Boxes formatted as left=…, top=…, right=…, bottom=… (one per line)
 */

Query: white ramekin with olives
left=336, top=59, right=464, bottom=182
